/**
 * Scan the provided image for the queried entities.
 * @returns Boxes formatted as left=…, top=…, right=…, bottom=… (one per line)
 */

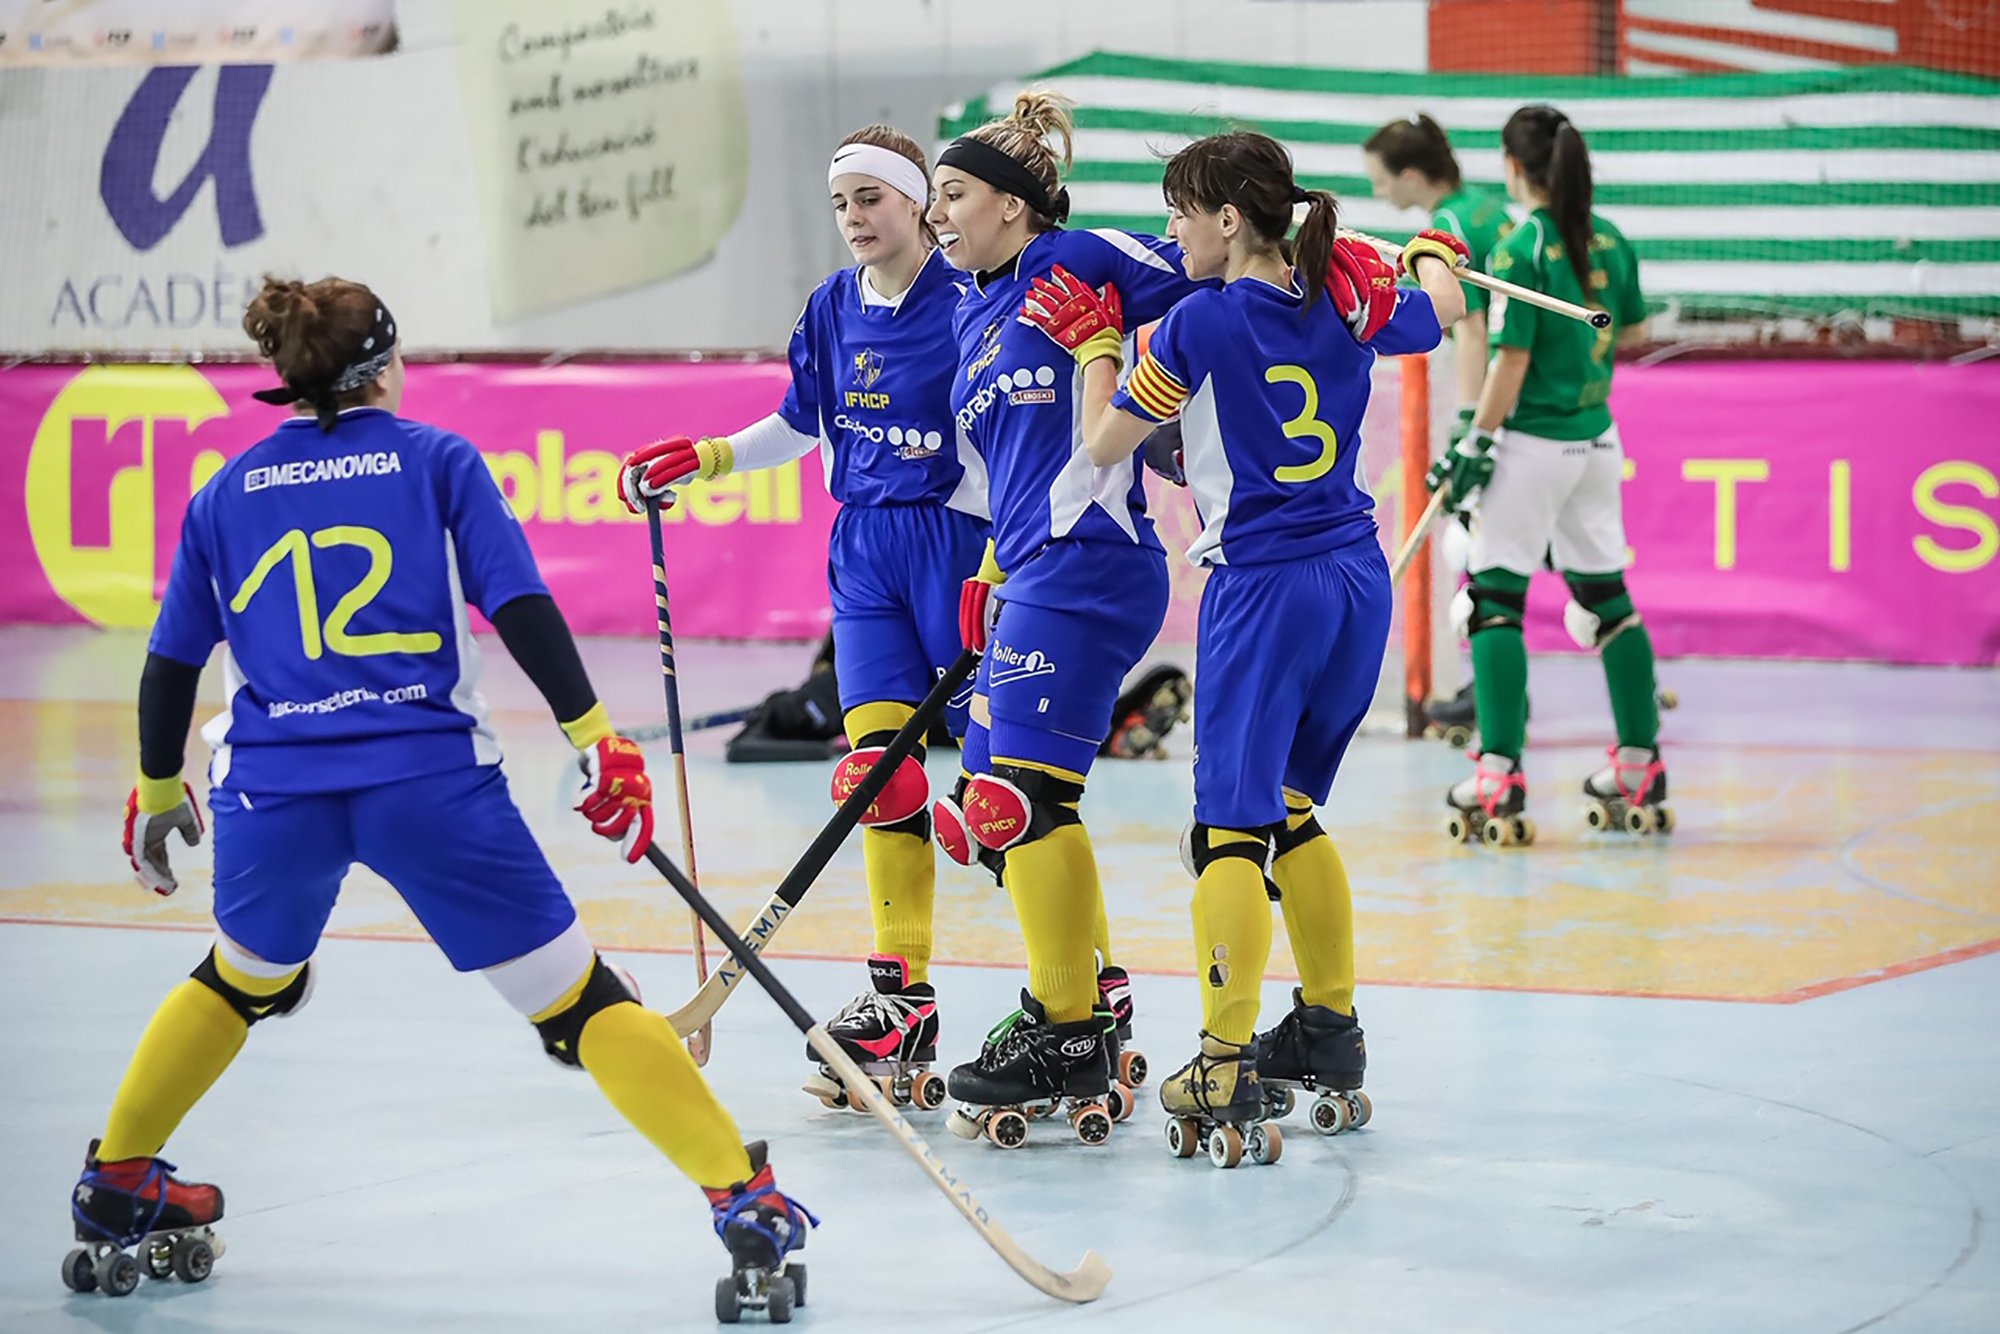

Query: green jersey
left=1489, top=209, right=1647, bottom=440
left=1429, top=184, right=1512, bottom=316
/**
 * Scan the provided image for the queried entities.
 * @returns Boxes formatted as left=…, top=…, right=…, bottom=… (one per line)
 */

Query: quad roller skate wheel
left=1247, top=1122, right=1284, bottom=1166
left=61, top=1247, right=96, bottom=1293
left=1585, top=800, right=1613, bottom=831
left=1445, top=811, right=1472, bottom=842
left=1624, top=805, right=1654, bottom=835
left=986, top=1109, right=1029, bottom=1149
left=1480, top=815, right=1535, bottom=847
left=909, top=1071, right=947, bottom=1111
left=1166, top=1117, right=1201, bottom=1158
left=946, top=1107, right=983, bottom=1140
left=1070, top=1102, right=1113, bottom=1146
left=1265, top=1085, right=1297, bottom=1119
left=1310, top=1094, right=1352, bottom=1136
left=1119, top=1049, right=1148, bottom=1088
left=716, top=1276, right=742, bottom=1324
left=1106, top=1083, right=1133, bottom=1123
left=767, top=1272, right=796, bottom=1324
left=1655, top=805, right=1675, bottom=834
left=96, top=1249, right=141, bottom=1297
left=1207, top=1124, right=1246, bottom=1169
left=1347, top=1090, right=1374, bottom=1128
left=170, top=1235, right=214, bottom=1284
left=1439, top=724, right=1473, bottom=749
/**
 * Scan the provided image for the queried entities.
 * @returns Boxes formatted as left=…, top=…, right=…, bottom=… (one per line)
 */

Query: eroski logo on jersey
left=955, top=365, right=1059, bottom=433
left=988, top=644, right=1056, bottom=686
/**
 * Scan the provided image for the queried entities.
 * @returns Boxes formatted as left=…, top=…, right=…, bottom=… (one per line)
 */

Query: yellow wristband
left=560, top=702, right=614, bottom=751
left=695, top=437, right=735, bottom=480
left=136, top=771, right=185, bottom=815
left=1074, top=329, right=1124, bottom=371
left=974, top=539, right=1006, bottom=586
left=1403, top=235, right=1465, bottom=275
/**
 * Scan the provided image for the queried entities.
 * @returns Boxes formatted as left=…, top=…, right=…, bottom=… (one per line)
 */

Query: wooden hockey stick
left=657, top=649, right=978, bottom=1037
left=1343, top=228, right=1612, bottom=329
left=1391, top=485, right=1451, bottom=585
left=619, top=705, right=755, bottom=744
left=643, top=836, right=1112, bottom=1305
left=644, top=498, right=713, bottom=1067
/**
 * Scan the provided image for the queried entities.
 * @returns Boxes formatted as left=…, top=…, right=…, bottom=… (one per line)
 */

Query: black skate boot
left=706, top=1141, right=816, bottom=1324
left=1425, top=681, right=1478, bottom=749
left=802, top=953, right=944, bottom=1112
left=1445, top=751, right=1535, bottom=847
left=1255, top=990, right=1372, bottom=1136
left=64, top=1140, right=225, bottom=1297
left=1101, top=665, right=1192, bottom=759
left=1159, top=1034, right=1284, bottom=1168
left=1582, top=745, right=1673, bottom=835
left=944, top=991, right=1115, bottom=1149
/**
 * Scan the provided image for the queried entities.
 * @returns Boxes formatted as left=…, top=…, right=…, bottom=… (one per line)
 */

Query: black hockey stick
left=656, top=648, right=977, bottom=1035
left=643, top=835, right=1110, bottom=1303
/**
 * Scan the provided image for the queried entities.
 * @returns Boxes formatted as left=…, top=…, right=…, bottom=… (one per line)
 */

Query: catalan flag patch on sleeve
left=1119, top=350, right=1190, bottom=423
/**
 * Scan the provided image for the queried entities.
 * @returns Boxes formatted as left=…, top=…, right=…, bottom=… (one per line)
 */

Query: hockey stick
left=1343, top=228, right=1612, bottom=329
left=618, top=706, right=754, bottom=745
left=642, top=836, right=1112, bottom=1304
left=658, top=648, right=979, bottom=1037
left=645, top=498, right=713, bottom=1067
left=1391, top=485, right=1451, bottom=585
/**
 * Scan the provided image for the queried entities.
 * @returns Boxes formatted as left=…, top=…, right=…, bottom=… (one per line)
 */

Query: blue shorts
left=1192, top=543, right=1391, bottom=829
left=827, top=503, right=989, bottom=737
left=210, top=764, right=575, bottom=971
left=972, top=541, right=1170, bottom=779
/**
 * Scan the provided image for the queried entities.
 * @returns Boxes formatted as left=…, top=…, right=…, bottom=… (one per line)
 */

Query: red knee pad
left=963, top=773, right=1032, bottom=852
left=829, top=746, right=929, bottom=826
left=932, top=793, right=975, bottom=865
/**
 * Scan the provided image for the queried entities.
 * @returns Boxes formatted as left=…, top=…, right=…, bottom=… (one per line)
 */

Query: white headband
left=828, top=142, right=930, bottom=208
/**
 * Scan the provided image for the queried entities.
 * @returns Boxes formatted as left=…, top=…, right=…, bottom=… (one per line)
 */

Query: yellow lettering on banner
left=685, top=473, right=747, bottom=525
left=1682, top=459, right=1770, bottom=571
left=191, top=450, right=228, bottom=496
left=536, top=430, right=565, bottom=523
left=1912, top=462, right=1999, bottom=574
left=1829, top=460, right=1852, bottom=572
left=562, top=451, right=627, bottom=524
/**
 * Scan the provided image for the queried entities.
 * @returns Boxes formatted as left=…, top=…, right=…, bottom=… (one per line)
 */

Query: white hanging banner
left=0, top=1, right=397, bottom=66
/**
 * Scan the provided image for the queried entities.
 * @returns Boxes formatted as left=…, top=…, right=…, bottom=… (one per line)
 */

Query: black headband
left=254, top=301, right=399, bottom=431
left=938, top=136, right=1067, bottom=221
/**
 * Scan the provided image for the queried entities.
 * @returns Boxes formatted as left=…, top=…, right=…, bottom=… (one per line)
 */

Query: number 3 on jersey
left=230, top=526, right=442, bottom=660
left=1264, top=365, right=1341, bottom=484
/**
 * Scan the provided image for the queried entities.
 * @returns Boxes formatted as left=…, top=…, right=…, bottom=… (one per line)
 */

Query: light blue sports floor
left=1, top=627, right=1995, bottom=1332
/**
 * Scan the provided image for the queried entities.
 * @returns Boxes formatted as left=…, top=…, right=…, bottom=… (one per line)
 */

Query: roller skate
left=1101, top=665, right=1192, bottom=759
left=944, top=991, right=1115, bottom=1149
left=1159, top=1034, right=1284, bottom=1168
left=802, top=953, right=945, bottom=1112
left=1096, top=965, right=1147, bottom=1123
left=1582, top=745, right=1673, bottom=835
left=708, top=1141, right=816, bottom=1325
left=1424, top=682, right=1478, bottom=749
left=63, top=1140, right=224, bottom=1297
left=1254, top=991, right=1372, bottom=1136
left=1445, top=752, right=1535, bottom=847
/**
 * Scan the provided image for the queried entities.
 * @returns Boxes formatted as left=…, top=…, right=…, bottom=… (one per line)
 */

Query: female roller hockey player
left=622, top=127, right=987, bottom=1117
left=79, top=277, right=814, bottom=1315
left=1428, top=105, right=1669, bottom=846
left=1364, top=113, right=1515, bottom=742
left=920, top=89, right=1219, bottom=1147
left=1034, top=130, right=1467, bottom=1165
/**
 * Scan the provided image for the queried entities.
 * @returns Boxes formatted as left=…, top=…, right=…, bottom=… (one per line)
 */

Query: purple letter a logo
left=99, top=65, right=273, bottom=252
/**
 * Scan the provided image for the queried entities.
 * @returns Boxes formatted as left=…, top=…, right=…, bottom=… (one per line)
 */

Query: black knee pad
left=532, top=955, right=637, bottom=1068
left=1566, top=574, right=1627, bottom=610
left=1179, top=821, right=1274, bottom=878
left=854, top=726, right=927, bottom=769
left=1466, top=578, right=1527, bottom=638
left=191, top=948, right=314, bottom=1026
left=1563, top=574, right=1641, bottom=648
left=873, top=807, right=933, bottom=840
left=1272, top=812, right=1325, bottom=859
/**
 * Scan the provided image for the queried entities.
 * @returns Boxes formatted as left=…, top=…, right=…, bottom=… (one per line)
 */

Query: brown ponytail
left=242, top=276, right=384, bottom=431
left=1160, top=130, right=1340, bottom=313
left=1363, top=113, right=1462, bottom=189
left=1502, top=105, right=1594, bottom=292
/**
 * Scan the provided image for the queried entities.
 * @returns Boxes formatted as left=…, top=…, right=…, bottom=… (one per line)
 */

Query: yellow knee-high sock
left=998, top=764, right=1100, bottom=1023
left=552, top=980, right=750, bottom=1191
left=847, top=701, right=936, bottom=982
left=98, top=952, right=299, bottom=1160
left=1092, top=886, right=1114, bottom=969
left=1191, top=829, right=1274, bottom=1045
left=1271, top=790, right=1356, bottom=1016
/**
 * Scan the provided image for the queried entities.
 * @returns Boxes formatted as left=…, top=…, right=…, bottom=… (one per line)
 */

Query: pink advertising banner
left=1516, top=361, right=2000, bottom=666
left=1, top=359, right=1996, bottom=663
left=0, top=361, right=836, bottom=639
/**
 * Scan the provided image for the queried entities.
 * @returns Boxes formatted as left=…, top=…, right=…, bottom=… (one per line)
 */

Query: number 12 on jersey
left=1264, top=365, right=1342, bottom=484
left=230, top=525, right=443, bottom=660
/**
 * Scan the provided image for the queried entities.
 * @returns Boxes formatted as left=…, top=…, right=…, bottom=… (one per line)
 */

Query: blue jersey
left=779, top=247, right=986, bottom=515
left=150, top=407, right=548, bottom=795
left=950, top=229, right=1211, bottom=605
left=1114, top=276, right=1442, bottom=567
